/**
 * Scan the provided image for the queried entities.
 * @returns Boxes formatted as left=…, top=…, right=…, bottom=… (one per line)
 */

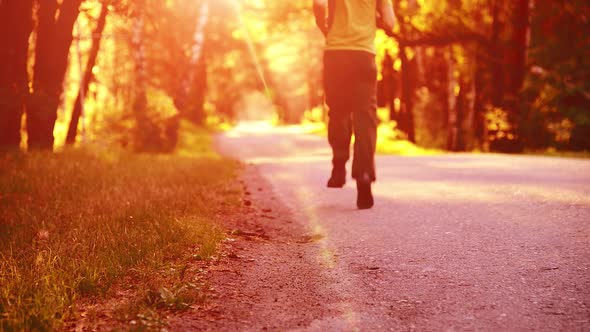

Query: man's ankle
left=327, top=164, right=346, bottom=188
left=356, top=173, right=374, bottom=209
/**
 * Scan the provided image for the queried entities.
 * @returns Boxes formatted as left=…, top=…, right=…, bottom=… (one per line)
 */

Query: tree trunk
left=505, top=0, right=531, bottom=104
left=394, top=0, right=416, bottom=143
left=188, top=54, right=207, bottom=124
left=446, top=47, right=459, bottom=150
left=473, top=47, right=488, bottom=150
left=0, top=0, right=33, bottom=150
left=490, top=0, right=504, bottom=108
left=399, top=45, right=416, bottom=143
left=453, top=79, right=467, bottom=151
left=381, top=53, right=399, bottom=122
left=503, top=0, right=531, bottom=148
left=27, top=0, right=82, bottom=150
left=489, top=0, right=531, bottom=152
left=174, top=1, right=209, bottom=125
left=185, top=1, right=209, bottom=125
left=131, top=13, right=150, bottom=151
left=66, top=4, right=109, bottom=145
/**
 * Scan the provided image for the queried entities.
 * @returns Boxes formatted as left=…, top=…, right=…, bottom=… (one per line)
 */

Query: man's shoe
left=356, top=174, right=374, bottom=209
left=327, top=166, right=346, bottom=188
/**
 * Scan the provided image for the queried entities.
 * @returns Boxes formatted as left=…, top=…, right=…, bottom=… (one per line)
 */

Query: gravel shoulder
left=168, top=165, right=345, bottom=331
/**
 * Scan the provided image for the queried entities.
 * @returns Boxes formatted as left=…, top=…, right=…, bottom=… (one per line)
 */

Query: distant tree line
left=375, top=0, right=590, bottom=152
left=1, top=0, right=588, bottom=152
left=0, top=0, right=211, bottom=152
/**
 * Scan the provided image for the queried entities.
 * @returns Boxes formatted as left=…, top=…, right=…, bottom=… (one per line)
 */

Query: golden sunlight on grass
left=0, top=127, right=239, bottom=331
left=376, top=123, right=441, bottom=156
left=301, top=107, right=442, bottom=156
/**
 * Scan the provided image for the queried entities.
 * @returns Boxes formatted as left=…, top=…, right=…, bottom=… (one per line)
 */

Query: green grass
left=0, top=124, right=239, bottom=331
left=375, top=123, right=442, bottom=156
left=524, top=148, right=590, bottom=159
left=301, top=121, right=441, bottom=156
left=303, top=107, right=589, bottom=158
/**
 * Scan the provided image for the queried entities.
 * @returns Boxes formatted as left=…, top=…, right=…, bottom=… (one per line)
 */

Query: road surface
left=191, top=122, right=590, bottom=331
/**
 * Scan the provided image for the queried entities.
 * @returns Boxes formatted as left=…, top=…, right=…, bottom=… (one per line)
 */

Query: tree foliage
left=0, top=0, right=587, bottom=152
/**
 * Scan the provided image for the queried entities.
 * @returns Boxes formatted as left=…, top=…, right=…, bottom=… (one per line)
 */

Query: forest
left=1, top=0, right=589, bottom=153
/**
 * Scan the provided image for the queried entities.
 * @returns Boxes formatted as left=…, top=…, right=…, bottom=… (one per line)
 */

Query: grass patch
left=524, top=148, right=590, bottom=159
left=376, top=123, right=442, bottom=156
left=0, top=124, right=238, bottom=331
left=302, top=108, right=441, bottom=156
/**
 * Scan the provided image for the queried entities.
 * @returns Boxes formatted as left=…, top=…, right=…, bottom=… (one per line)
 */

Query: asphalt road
left=215, top=122, right=590, bottom=331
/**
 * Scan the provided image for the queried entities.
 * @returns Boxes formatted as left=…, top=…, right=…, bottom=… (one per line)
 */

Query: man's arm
left=378, top=0, right=396, bottom=32
left=313, top=0, right=329, bottom=36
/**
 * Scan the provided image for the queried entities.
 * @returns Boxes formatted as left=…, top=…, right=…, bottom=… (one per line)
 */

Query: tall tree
left=173, top=0, right=209, bottom=124
left=27, top=0, right=83, bottom=150
left=380, top=53, right=399, bottom=122
left=131, top=9, right=150, bottom=150
left=394, top=0, right=417, bottom=143
left=527, top=0, right=590, bottom=150
left=446, top=47, right=459, bottom=150
left=66, top=3, right=110, bottom=145
left=502, top=0, right=532, bottom=151
left=398, top=45, right=417, bottom=143
left=0, top=0, right=34, bottom=149
left=473, top=45, right=488, bottom=150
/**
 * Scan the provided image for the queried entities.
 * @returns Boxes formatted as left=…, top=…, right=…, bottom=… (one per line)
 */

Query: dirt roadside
left=167, top=165, right=343, bottom=331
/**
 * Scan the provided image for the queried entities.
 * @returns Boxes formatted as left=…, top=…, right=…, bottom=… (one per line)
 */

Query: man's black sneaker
left=356, top=174, right=374, bottom=209
left=327, top=166, right=346, bottom=188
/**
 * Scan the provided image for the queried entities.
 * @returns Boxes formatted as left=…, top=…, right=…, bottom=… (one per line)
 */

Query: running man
left=313, top=0, right=395, bottom=209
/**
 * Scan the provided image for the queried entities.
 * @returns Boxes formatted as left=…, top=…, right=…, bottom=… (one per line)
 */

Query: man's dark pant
left=323, top=50, right=378, bottom=182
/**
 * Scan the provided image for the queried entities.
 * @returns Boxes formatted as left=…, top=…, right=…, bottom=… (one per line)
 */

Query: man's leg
left=350, top=52, right=378, bottom=209
left=324, top=51, right=353, bottom=188
left=328, top=107, right=352, bottom=178
left=351, top=89, right=377, bottom=182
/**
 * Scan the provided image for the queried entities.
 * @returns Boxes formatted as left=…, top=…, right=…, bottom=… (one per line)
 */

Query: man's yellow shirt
left=325, top=0, right=393, bottom=55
